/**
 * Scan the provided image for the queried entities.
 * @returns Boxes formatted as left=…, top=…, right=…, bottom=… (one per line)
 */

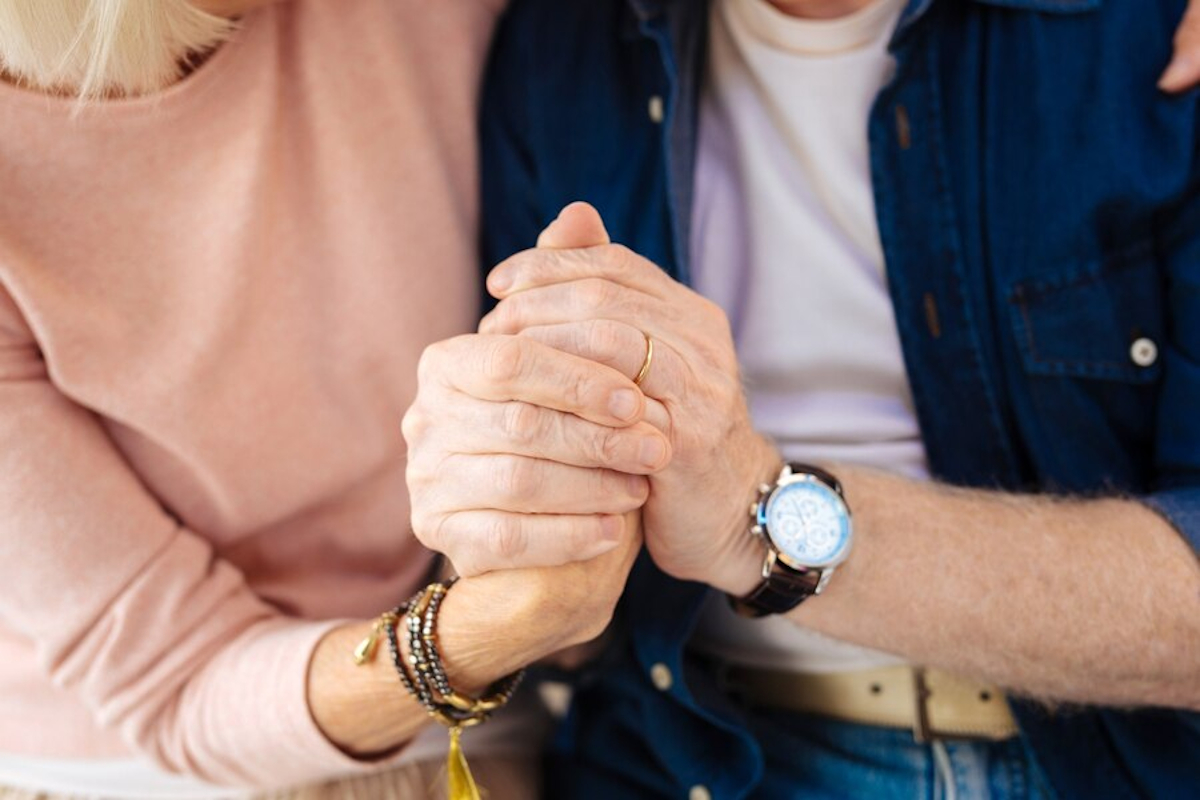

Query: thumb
left=537, top=201, right=611, bottom=249
left=1161, top=0, right=1200, bottom=92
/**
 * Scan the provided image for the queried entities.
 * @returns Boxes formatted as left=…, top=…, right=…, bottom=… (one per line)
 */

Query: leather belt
left=717, top=663, right=1020, bottom=742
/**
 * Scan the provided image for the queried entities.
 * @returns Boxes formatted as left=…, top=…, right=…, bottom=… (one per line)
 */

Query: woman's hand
left=308, top=511, right=642, bottom=756
left=441, top=511, right=643, bottom=674
left=326, top=285, right=654, bottom=756
left=479, top=203, right=776, bottom=596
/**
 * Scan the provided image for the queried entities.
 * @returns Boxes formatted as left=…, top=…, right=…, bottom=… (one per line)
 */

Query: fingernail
left=1160, top=54, right=1195, bottom=91
left=626, top=474, right=648, bottom=497
left=599, top=515, right=623, bottom=542
left=639, top=436, right=667, bottom=468
left=608, top=389, right=640, bottom=421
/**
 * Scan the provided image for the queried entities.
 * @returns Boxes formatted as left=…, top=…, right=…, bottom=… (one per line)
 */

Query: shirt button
left=650, top=662, right=674, bottom=691
left=894, top=103, right=912, bottom=150
left=689, top=785, right=712, bottom=800
left=1130, top=337, right=1158, bottom=367
left=648, top=94, right=665, bottom=124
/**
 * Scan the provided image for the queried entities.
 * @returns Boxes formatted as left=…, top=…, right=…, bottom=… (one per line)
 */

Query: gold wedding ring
left=633, top=331, right=654, bottom=387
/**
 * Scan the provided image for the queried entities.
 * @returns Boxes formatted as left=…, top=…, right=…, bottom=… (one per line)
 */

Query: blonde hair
left=0, top=0, right=234, bottom=100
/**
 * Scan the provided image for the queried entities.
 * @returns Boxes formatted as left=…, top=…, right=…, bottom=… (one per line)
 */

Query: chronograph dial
left=731, top=464, right=854, bottom=617
left=760, top=477, right=852, bottom=569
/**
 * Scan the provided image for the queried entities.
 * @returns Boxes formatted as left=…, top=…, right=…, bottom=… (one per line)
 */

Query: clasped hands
left=403, top=203, right=778, bottom=659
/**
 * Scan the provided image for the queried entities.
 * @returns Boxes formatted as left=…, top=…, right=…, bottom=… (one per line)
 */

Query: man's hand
left=1161, top=0, right=1200, bottom=91
left=481, top=203, right=777, bottom=594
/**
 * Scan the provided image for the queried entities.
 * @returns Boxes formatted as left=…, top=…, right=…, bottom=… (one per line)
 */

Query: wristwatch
left=730, top=463, right=853, bottom=618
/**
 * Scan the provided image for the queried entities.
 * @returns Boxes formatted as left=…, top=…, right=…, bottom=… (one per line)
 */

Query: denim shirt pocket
left=1005, top=242, right=1166, bottom=487
left=1009, top=242, right=1165, bottom=383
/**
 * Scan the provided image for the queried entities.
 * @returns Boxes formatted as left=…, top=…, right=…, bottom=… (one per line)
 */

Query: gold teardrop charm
left=446, top=725, right=482, bottom=800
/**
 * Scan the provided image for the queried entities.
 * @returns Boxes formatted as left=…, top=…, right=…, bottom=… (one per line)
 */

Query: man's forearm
left=799, top=468, right=1200, bottom=708
left=717, top=466, right=1200, bottom=709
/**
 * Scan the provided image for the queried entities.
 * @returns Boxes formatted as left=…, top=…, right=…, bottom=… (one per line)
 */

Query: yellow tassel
left=447, top=725, right=482, bottom=800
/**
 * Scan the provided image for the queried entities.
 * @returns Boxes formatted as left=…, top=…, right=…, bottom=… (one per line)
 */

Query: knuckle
left=606, top=243, right=634, bottom=261
left=404, top=453, right=434, bottom=490
left=483, top=337, right=527, bottom=385
left=591, top=427, right=624, bottom=466
left=586, top=319, right=627, bottom=362
left=419, top=509, right=454, bottom=551
left=579, top=278, right=615, bottom=308
left=562, top=369, right=595, bottom=411
left=599, top=244, right=633, bottom=276
left=433, top=515, right=485, bottom=577
left=496, top=457, right=541, bottom=503
left=400, top=405, right=426, bottom=444
left=486, top=299, right=518, bottom=332
left=502, top=402, right=542, bottom=446
left=606, top=243, right=638, bottom=273
left=485, top=515, right=528, bottom=561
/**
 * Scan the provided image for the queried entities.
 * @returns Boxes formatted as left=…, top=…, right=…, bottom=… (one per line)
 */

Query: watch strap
left=791, top=462, right=843, bottom=496
left=730, top=557, right=822, bottom=618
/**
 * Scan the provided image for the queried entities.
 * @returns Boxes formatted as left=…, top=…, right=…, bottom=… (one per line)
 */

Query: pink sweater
left=0, top=0, right=499, bottom=788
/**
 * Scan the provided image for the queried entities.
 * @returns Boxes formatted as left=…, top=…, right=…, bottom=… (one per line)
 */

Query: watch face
left=761, top=477, right=852, bottom=569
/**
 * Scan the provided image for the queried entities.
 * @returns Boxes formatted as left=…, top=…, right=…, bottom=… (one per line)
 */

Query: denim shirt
left=479, top=0, right=1200, bottom=797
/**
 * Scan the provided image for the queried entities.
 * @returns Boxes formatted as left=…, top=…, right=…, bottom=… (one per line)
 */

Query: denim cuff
left=1141, top=485, right=1200, bottom=555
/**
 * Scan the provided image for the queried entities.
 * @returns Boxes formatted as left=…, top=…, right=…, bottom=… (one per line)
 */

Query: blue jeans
left=748, top=708, right=1057, bottom=800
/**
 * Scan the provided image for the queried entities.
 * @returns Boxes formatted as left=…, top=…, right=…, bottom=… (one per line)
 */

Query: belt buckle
left=911, top=668, right=1018, bottom=743
left=912, top=667, right=934, bottom=743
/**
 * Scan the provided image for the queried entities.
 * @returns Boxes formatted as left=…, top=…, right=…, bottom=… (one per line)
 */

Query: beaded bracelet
left=403, top=582, right=483, bottom=727
left=353, top=579, right=526, bottom=800
left=408, top=580, right=525, bottom=719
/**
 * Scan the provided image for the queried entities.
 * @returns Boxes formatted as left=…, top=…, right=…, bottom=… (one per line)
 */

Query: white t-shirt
left=690, top=0, right=920, bottom=673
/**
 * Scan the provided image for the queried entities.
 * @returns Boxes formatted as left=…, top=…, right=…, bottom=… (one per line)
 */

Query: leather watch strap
left=795, top=462, right=843, bottom=496
left=731, top=557, right=822, bottom=618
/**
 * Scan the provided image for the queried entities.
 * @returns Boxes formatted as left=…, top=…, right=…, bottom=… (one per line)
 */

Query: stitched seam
left=1006, top=240, right=1156, bottom=304
left=1012, top=296, right=1159, bottom=379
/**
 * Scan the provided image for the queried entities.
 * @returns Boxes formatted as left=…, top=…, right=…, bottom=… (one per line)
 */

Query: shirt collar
left=629, top=0, right=1101, bottom=20
left=630, top=0, right=1101, bottom=52
left=970, top=0, right=1099, bottom=11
